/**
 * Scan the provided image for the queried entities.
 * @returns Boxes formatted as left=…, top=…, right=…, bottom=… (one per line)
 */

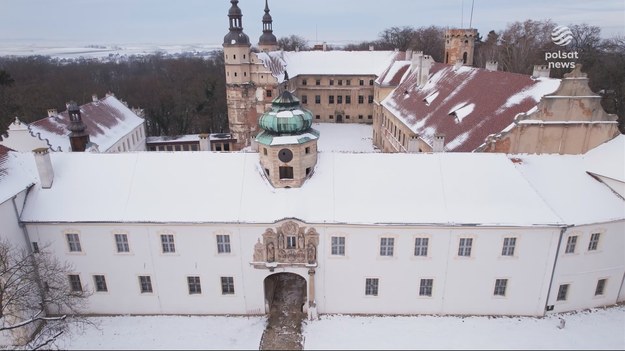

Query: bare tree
left=498, top=19, right=555, bottom=74
left=377, top=26, right=416, bottom=51
left=0, top=239, right=91, bottom=349
left=277, top=35, right=310, bottom=51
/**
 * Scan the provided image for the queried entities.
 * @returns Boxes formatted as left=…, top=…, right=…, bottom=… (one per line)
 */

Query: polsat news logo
left=545, top=25, right=577, bottom=69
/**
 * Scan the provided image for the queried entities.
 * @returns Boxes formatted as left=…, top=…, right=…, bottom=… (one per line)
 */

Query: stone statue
left=298, top=232, right=305, bottom=249
left=267, top=242, right=275, bottom=262
left=307, top=243, right=316, bottom=264
left=253, top=239, right=264, bottom=262
left=278, top=232, right=284, bottom=249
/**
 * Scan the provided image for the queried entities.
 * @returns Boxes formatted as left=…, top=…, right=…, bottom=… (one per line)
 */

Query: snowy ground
left=313, top=123, right=377, bottom=153
left=54, top=305, right=624, bottom=350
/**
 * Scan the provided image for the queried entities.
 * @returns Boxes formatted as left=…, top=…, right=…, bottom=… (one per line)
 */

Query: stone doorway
left=336, top=114, right=343, bottom=123
left=260, top=273, right=307, bottom=350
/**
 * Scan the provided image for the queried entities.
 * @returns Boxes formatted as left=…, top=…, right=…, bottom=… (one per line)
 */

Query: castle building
left=222, top=1, right=619, bottom=155
left=0, top=94, right=146, bottom=153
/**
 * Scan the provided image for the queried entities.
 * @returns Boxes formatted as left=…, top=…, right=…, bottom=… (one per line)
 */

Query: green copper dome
left=258, top=90, right=314, bottom=135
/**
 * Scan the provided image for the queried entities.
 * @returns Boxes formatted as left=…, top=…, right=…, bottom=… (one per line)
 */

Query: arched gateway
left=252, top=220, right=319, bottom=319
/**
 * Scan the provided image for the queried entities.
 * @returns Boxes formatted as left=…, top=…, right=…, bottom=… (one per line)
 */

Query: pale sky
left=0, top=0, right=623, bottom=47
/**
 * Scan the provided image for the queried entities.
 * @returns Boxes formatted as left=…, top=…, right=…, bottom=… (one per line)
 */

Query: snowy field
left=0, top=43, right=222, bottom=59
left=313, top=122, right=377, bottom=153
left=54, top=305, right=624, bottom=350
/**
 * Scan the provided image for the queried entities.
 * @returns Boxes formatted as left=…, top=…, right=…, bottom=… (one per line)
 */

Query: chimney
left=432, top=133, right=445, bottom=152
left=410, top=51, right=424, bottom=73
left=199, top=134, right=210, bottom=151
left=419, top=55, right=434, bottom=86
left=322, top=42, right=327, bottom=51
left=532, top=65, right=550, bottom=78
left=407, top=136, right=420, bottom=153
left=47, top=109, right=58, bottom=118
left=405, top=49, right=413, bottom=61
left=369, top=45, right=374, bottom=51
left=33, top=148, right=53, bottom=189
left=485, top=61, right=498, bottom=71
left=92, top=94, right=98, bottom=102
left=453, top=59, right=463, bottom=71
left=295, top=46, right=300, bottom=52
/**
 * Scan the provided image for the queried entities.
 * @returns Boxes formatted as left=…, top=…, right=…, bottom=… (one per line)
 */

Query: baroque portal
left=253, top=220, right=319, bottom=266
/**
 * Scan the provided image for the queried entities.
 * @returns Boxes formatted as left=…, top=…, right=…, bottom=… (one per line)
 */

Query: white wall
left=24, top=220, right=600, bottom=317
left=548, top=221, right=625, bottom=313
left=107, top=124, right=146, bottom=153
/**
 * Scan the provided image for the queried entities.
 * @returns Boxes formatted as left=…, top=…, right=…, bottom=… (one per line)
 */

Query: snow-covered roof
left=146, top=134, right=201, bottom=144
left=20, top=151, right=578, bottom=226
left=381, top=63, right=561, bottom=151
left=582, top=134, right=625, bottom=183
left=0, top=145, right=36, bottom=203
left=513, top=152, right=625, bottom=226
left=256, top=51, right=403, bottom=83
left=27, top=95, right=144, bottom=152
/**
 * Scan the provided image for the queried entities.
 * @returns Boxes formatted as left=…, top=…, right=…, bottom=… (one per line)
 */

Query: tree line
left=0, top=19, right=623, bottom=136
left=0, top=52, right=228, bottom=137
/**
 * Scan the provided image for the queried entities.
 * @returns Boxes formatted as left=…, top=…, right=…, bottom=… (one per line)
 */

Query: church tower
left=258, top=0, right=278, bottom=52
left=67, top=101, right=90, bottom=152
left=256, top=87, right=318, bottom=189
left=444, top=28, right=477, bottom=66
left=223, top=0, right=256, bottom=150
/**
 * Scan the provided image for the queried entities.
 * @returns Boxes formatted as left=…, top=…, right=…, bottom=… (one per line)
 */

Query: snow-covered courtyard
left=54, top=304, right=624, bottom=350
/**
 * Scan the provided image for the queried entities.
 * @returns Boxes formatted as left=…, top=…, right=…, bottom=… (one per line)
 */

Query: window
left=367, top=115, right=372, bottom=120
left=346, top=80, right=351, bottom=86
left=32, top=242, right=39, bottom=253
left=414, top=237, right=428, bottom=256
left=315, top=79, right=320, bottom=86
left=66, top=233, right=82, bottom=252
left=365, top=278, right=379, bottom=296
left=338, top=79, right=343, bottom=86
left=94, top=275, right=108, bottom=292
left=279, top=166, right=294, bottom=179
left=329, top=95, right=334, bottom=104
left=346, top=115, right=350, bottom=120
left=306, top=167, right=311, bottom=176
left=494, top=279, right=508, bottom=296
left=329, top=79, right=334, bottom=86
left=345, top=95, right=351, bottom=104
left=287, top=236, right=296, bottom=249
left=331, top=236, right=345, bottom=256
left=458, top=238, right=472, bottom=257
left=139, top=276, right=153, bottom=293
left=265, top=168, right=270, bottom=176
left=315, top=115, right=320, bottom=119
left=565, top=235, right=577, bottom=254
left=368, top=95, right=374, bottom=103
left=266, top=89, right=272, bottom=98
left=115, top=234, right=130, bottom=253
left=216, top=234, right=231, bottom=253
left=588, top=233, right=600, bottom=251
left=315, top=95, right=321, bottom=104
left=380, top=237, right=394, bottom=256
left=419, top=279, right=433, bottom=297
left=329, top=115, right=334, bottom=119
left=302, top=79, right=307, bottom=86
left=556, top=284, right=569, bottom=301
left=369, top=79, right=374, bottom=85
left=358, top=115, right=363, bottom=119
left=188, top=276, right=202, bottom=294
left=501, top=237, right=516, bottom=256
left=337, top=95, right=343, bottom=104
left=358, top=95, right=364, bottom=104
left=301, top=95, right=308, bottom=104
left=161, top=234, right=176, bottom=253
left=595, top=279, right=606, bottom=296
left=221, top=276, right=235, bottom=294
left=305, top=147, right=310, bottom=154
left=69, top=274, right=82, bottom=292
left=359, top=79, right=364, bottom=86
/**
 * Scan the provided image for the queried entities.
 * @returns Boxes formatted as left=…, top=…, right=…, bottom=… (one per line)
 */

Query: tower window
left=279, top=167, right=294, bottom=179
left=305, top=147, right=310, bottom=154
left=462, top=52, right=468, bottom=64
left=306, top=167, right=311, bottom=176
left=233, top=54, right=236, bottom=59
left=266, top=90, right=272, bottom=98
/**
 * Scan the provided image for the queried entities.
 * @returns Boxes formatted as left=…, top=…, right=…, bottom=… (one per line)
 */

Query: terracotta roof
left=376, top=61, right=411, bottom=86
left=28, top=95, right=144, bottom=152
left=382, top=63, right=561, bottom=151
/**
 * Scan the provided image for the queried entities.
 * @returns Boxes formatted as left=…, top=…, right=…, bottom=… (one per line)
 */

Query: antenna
left=461, top=0, right=464, bottom=28
left=469, top=0, right=475, bottom=28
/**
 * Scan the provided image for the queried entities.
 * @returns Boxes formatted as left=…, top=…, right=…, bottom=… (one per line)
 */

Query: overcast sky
left=0, top=0, right=623, bottom=47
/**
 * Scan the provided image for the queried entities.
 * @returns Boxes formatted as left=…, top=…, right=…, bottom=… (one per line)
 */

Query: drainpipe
left=11, top=188, right=50, bottom=317
left=544, top=225, right=570, bottom=315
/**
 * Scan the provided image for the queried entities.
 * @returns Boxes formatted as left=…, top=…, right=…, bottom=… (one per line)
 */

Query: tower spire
left=258, top=0, right=278, bottom=51
left=223, top=0, right=250, bottom=46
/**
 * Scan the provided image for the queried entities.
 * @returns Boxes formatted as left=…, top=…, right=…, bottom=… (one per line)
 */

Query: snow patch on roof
left=449, top=103, right=475, bottom=122
left=497, top=77, right=561, bottom=114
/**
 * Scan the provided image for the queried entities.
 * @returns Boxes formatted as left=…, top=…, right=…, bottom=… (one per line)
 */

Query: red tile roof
left=382, top=63, right=561, bottom=151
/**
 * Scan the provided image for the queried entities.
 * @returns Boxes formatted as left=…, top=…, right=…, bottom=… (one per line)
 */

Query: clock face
left=278, top=148, right=293, bottom=163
